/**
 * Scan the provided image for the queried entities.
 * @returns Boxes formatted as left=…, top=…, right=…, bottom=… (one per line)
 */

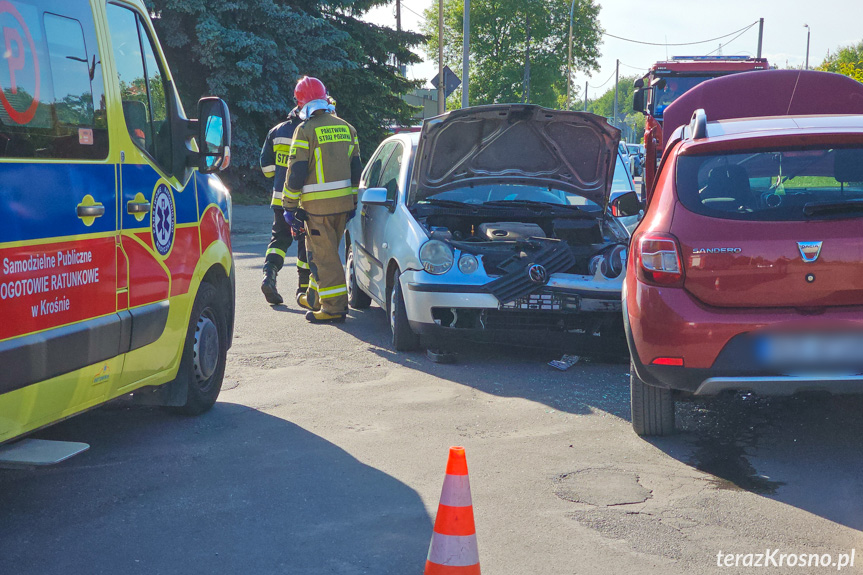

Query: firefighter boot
left=296, top=292, right=320, bottom=312
left=305, top=310, right=346, bottom=324
left=261, top=264, right=283, bottom=305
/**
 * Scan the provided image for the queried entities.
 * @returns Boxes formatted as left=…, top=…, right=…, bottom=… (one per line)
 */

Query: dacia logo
left=798, top=241, right=822, bottom=263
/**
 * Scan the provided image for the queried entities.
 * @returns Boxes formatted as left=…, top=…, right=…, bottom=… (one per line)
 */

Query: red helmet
left=295, top=76, right=327, bottom=108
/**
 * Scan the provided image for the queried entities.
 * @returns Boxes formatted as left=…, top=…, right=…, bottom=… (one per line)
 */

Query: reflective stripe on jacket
left=283, top=112, right=360, bottom=215
left=260, top=116, right=302, bottom=207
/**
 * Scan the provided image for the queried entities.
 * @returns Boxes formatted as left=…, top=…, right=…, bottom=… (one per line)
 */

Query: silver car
left=345, top=104, right=640, bottom=351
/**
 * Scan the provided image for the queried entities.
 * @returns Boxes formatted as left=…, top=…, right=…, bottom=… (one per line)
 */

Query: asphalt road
left=1, top=205, right=861, bottom=574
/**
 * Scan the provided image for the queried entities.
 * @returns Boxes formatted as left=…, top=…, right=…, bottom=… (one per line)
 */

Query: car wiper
left=481, top=200, right=587, bottom=211
left=803, top=199, right=863, bottom=217
left=416, top=198, right=476, bottom=208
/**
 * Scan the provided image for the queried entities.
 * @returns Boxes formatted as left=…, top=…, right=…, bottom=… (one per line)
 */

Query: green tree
left=817, top=40, right=863, bottom=83
left=585, top=74, right=644, bottom=141
left=145, top=0, right=423, bottom=196
left=422, top=0, right=602, bottom=109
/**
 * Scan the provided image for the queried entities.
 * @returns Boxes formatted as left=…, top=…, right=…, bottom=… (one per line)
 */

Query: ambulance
left=0, top=0, right=234, bottom=463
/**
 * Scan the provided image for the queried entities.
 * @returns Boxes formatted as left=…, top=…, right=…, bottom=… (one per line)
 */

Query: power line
left=703, top=25, right=755, bottom=56
left=604, top=21, right=758, bottom=47
left=588, top=67, right=616, bottom=90
left=618, top=61, right=649, bottom=72
left=399, top=2, right=423, bottom=19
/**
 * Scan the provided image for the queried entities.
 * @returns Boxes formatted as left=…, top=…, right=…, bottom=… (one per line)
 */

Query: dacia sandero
left=0, top=0, right=233, bottom=462
left=626, top=70, right=863, bottom=436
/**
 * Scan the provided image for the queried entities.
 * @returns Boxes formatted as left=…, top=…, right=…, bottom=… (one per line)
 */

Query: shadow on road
left=0, top=404, right=431, bottom=575
left=342, top=305, right=631, bottom=419
left=651, top=393, right=863, bottom=531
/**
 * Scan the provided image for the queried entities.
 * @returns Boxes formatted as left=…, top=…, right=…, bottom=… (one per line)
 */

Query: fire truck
left=633, top=56, right=770, bottom=194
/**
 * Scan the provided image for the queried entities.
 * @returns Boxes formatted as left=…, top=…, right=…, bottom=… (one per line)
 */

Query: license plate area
left=500, top=291, right=580, bottom=312
left=755, top=332, right=863, bottom=372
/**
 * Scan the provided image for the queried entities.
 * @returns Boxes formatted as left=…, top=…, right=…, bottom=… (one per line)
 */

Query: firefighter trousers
left=265, top=209, right=293, bottom=270
left=304, top=212, right=348, bottom=314
left=265, top=210, right=310, bottom=293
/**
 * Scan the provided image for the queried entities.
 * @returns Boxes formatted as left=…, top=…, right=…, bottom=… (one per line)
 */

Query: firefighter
left=283, top=76, right=361, bottom=323
left=259, top=107, right=310, bottom=304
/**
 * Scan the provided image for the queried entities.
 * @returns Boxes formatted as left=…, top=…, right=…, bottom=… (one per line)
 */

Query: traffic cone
left=424, top=446, right=480, bottom=575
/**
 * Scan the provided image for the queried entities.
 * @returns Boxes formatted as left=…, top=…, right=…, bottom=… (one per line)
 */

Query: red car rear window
left=676, top=146, right=863, bottom=221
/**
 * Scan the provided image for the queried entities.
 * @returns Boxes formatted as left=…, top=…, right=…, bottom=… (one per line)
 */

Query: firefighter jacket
left=260, top=113, right=302, bottom=208
left=283, top=111, right=361, bottom=216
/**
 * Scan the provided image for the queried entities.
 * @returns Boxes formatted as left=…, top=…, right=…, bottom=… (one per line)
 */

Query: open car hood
left=410, top=104, right=621, bottom=206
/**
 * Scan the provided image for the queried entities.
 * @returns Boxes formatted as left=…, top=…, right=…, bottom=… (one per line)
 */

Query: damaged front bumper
left=401, top=268, right=623, bottom=340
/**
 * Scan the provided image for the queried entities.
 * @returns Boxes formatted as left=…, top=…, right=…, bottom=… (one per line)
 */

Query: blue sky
left=364, top=0, right=860, bottom=101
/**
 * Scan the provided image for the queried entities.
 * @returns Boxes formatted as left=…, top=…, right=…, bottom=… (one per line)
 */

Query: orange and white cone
left=424, top=446, right=480, bottom=575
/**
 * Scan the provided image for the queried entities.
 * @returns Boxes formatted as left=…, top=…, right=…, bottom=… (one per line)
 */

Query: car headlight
left=419, top=240, right=453, bottom=275
left=458, top=253, right=478, bottom=274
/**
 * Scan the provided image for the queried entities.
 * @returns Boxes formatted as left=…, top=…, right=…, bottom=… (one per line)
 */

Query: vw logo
left=797, top=241, right=822, bottom=263
left=527, top=264, right=549, bottom=285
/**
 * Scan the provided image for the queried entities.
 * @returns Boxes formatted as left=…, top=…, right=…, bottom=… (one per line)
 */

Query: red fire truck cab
left=633, top=56, right=770, bottom=195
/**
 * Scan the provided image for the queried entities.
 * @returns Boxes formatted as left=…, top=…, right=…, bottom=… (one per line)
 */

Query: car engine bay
left=419, top=210, right=629, bottom=283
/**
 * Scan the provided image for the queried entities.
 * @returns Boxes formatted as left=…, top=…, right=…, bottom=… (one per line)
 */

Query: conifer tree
left=146, top=0, right=422, bottom=194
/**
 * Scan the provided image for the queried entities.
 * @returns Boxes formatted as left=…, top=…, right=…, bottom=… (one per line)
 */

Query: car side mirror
left=611, top=191, right=641, bottom=217
left=362, top=187, right=393, bottom=208
left=197, top=97, right=231, bottom=174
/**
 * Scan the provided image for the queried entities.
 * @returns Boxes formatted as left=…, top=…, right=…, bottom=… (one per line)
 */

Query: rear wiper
left=803, top=199, right=863, bottom=217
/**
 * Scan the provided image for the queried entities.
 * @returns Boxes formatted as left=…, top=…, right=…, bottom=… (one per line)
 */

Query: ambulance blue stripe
left=196, top=172, right=230, bottom=219
left=120, top=164, right=198, bottom=229
left=0, top=163, right=116, bottom=244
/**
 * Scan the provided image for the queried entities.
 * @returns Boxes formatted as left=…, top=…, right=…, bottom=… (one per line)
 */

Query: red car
left=625, top=70, right=863, bottom=435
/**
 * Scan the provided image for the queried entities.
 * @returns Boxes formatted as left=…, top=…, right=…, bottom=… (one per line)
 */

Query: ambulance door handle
left=127, top=201, right=151, bottom=214
left=77, top=205, right=105, bottom=217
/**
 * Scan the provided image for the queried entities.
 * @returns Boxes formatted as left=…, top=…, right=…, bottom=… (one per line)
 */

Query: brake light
left=636, top=232, right=684, bottom=286
left=651, top=357, right=684, bottom=366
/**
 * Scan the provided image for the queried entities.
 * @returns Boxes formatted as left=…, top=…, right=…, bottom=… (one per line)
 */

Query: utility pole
left=395, top=0, right=402, bottom=73
left=566, top=0, right=576, bottom=109
left=756, top=17, right=764, bottom=58
left=438, top=0, right=445, bottom=114
left=804, top=24, right=810, bottom=70
left=612, top=59, right=619, bottom=127
left=583, top=81, right=588, bottom=111
left=523, top=15, right=531, bottom=103
left=462, top=0, right=470, bottom=109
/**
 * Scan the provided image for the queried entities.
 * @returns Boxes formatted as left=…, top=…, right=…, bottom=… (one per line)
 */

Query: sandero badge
left=798, top=241, right=822, bottom=263
left=151, top=183, right=176, bottom=257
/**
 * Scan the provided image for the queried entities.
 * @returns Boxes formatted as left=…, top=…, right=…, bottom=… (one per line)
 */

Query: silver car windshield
left=417, top=183, right=603, bottom=212
left=611, top=155, right=632, bottom=193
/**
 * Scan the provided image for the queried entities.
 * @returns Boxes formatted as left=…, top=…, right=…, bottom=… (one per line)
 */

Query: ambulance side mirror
left=197, top=97, right=232, bottom=174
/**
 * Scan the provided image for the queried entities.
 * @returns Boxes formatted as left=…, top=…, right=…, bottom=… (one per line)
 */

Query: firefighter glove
left=283, top=209, right=305, bottom=234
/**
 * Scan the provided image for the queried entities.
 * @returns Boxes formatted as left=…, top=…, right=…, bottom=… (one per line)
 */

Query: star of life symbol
left=152, top=184, right=175, bottom=256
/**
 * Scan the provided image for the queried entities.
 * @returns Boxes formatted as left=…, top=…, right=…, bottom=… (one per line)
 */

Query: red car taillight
left=636, top=232, right=684, bottom=287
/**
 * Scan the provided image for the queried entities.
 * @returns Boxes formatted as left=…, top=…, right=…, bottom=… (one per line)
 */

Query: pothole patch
left=554, top=468, right=652, bottom=506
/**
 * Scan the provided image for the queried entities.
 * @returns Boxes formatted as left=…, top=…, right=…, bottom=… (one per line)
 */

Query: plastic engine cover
left=478, top=222, right=545, bottom=241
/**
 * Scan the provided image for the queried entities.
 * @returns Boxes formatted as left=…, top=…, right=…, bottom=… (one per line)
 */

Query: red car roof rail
left=688, top=109, right=708, bottom=140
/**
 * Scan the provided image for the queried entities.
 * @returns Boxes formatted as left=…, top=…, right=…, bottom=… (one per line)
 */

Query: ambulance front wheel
left=175, top=281, right=227, bottom=415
